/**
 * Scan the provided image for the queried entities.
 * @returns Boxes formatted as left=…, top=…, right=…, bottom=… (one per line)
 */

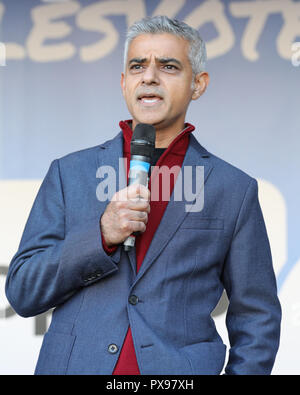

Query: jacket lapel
left=133, top=135, right=214, bottom=284
left=97, top=132, right=126, bottom=193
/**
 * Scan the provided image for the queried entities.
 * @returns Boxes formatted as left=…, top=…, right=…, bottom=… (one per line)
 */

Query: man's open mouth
left=138, top=94, right=163, bottom=105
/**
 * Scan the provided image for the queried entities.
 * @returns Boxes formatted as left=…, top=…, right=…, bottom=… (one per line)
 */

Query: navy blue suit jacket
left=6, top=132, right=281, bottom=375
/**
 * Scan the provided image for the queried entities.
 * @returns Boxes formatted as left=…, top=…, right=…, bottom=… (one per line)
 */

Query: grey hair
left=124, top=15, right=207, bottom=75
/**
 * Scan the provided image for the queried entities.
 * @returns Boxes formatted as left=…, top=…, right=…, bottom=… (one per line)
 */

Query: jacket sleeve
left=222, top=178, right=281, bottom=375
left=5, top=159, right=120, bottom=318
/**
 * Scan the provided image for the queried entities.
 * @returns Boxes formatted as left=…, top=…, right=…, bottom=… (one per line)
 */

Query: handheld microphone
left=123, top=123, right=155, bottom=251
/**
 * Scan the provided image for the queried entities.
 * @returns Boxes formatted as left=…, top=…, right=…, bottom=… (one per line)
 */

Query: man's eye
left=163, top=65, right=178, bottom=71
left=130, top=64, right=142, bottom=70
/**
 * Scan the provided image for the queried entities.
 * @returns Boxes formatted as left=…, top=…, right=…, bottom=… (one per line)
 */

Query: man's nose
left=142, top=64, right=159, bottom=85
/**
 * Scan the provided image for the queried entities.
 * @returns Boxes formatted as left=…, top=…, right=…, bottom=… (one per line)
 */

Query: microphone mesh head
left=132, top=123, right=156, bottom=144
left=131, top=124, right=156, bottom=158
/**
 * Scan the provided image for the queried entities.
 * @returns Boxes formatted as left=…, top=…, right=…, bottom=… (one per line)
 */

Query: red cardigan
left=103, top=120, right=195, bottom=374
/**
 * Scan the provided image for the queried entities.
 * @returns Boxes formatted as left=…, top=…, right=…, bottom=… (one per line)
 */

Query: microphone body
left=123, top=124, right=155, bottom=251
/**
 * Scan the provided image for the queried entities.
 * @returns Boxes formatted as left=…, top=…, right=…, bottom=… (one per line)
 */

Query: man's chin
left=132, top=117, right=165, bottom=129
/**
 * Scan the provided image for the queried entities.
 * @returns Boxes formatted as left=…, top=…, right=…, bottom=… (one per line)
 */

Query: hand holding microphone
left=100, top=123, right=155, bottom=251
left=100, top=183, right=150, bottom=248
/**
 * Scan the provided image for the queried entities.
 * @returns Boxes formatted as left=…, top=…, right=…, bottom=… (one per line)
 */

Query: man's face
left=121, top=33, right=201, bottom=134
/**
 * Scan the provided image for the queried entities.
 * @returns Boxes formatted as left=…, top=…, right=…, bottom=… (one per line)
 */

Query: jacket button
left=128, top=295, right=139, bottom=305
left=108, top=344, right=119, bottom=354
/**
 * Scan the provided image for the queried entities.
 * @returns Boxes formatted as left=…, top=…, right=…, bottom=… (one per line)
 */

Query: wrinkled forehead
left=125, top=33, right=191, bottom=66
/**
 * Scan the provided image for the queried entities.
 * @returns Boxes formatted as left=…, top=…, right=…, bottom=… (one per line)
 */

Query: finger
left=129, top=220, right=147, bottom=233
left=127, top=210, right=148, bottom=224
left=127, top=199, right=150, bottom=213
left=127, top=184, right=150, bottom=201
left=112, top=184, right=150, bottom=203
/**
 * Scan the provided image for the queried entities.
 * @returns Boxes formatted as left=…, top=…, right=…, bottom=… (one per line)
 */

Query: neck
left=155, top=130, right=182, bottom=148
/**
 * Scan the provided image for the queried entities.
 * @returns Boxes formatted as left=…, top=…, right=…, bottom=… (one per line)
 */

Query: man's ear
left=192, top=72, right=210, bottom=100
left=121, top=73, right=125, bottom=95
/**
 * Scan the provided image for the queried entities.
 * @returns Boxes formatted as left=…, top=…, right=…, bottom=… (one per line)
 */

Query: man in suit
left=5, top=16, right=281, bottom=375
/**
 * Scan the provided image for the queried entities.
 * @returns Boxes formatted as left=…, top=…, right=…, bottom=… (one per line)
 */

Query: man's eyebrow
left=157, top=57, right=182, bottom=67
left=128, top=57, right=147, bottom=65
left=128, top=57, right=182, bottom=67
